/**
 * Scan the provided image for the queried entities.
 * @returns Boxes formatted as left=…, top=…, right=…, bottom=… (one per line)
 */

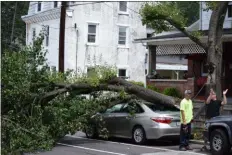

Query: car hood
left=207, top=115, right=232, bottom=123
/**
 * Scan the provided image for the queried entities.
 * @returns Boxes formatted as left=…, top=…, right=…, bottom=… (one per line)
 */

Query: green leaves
left=140, top=2, right=187, bottom=33
left=204, top=2, right=219, bottom=11
left=1, top=31, right=119, bottom=154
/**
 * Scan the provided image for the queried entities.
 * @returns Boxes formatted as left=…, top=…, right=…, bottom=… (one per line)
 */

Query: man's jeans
left=179, top=123, right=191, bottom=148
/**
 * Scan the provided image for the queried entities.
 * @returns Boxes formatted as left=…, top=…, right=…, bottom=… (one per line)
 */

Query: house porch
left=135, top=32, right=232, bottom=102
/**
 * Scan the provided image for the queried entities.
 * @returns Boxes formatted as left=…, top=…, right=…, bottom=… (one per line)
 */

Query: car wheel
left=210, top=129, right=231, bottom=155
left=132, top=126, right=146, bottom=145
left=84, top=125, right=98, bottom=139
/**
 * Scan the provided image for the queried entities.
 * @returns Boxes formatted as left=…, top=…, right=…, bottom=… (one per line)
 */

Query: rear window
left=145, top=103, right=179, bottom=112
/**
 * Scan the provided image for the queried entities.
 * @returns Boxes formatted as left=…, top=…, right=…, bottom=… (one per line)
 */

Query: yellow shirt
left=180, top=98, right=193, bottom=124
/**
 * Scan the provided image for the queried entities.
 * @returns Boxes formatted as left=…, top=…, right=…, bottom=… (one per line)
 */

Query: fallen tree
left=1, top=34, right=178, bottom=155
left=42, top=77, right=176, bottom=108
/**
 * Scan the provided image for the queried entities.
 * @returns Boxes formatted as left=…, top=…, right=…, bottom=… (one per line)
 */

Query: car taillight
left=151, top=117, right=173, bottom=124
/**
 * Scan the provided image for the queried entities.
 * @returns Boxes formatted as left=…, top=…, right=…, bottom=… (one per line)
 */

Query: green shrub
left=129, top=81, right=144, bottom=87
left=163, top=87, right=182, bottom=98
left=147, top=85, right=161, bottom=93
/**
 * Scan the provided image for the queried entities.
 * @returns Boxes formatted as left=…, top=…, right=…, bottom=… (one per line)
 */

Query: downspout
left=141, top=40, right=149, bottom=88
left=74, top=23, right=79, bottom=74
left=26, top=23, right=28, bottom=45
left=75, top=29, right=79, bottom=74
left=200, top=2, right=202, bottom=30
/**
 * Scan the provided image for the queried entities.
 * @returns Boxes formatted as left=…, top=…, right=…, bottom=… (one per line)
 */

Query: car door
left=112, top=103, right=131, bottom=137
left=102, top=103, right=125, bottom=136
left=114, top=103, right=144, bottom=138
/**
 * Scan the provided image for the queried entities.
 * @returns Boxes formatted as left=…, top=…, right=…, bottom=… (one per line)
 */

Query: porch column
left=148, top=45, right=156, bottom=75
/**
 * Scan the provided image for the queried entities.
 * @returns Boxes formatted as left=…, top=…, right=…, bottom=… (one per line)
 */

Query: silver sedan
left=85, top=101, right=181, bottom=144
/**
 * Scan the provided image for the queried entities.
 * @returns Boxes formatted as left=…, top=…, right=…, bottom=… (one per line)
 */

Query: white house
left=21, top=1, right=147, bottom=82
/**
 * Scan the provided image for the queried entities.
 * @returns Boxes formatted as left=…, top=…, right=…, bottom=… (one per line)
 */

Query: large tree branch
left=39, top=88, right=68, bottom=105
left=40, top=77, right=177, bottom=109
left=108, top=77, right=176, bottom=107
left=164, top=17, right=208, bottom=51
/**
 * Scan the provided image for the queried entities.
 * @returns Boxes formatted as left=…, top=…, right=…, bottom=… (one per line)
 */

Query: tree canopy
left=1, top=1, right=29, bottom=52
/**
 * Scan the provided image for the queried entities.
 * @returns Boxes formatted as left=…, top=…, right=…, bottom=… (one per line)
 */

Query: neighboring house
left=146, top=27, right=188, bottom=80
left=135, top=2, right=232, bottom=98
left=21, top=1, right=147, bottom=82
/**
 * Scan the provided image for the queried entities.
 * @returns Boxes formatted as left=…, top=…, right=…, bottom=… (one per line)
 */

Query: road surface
left=26, top=132, right=211, bottom=155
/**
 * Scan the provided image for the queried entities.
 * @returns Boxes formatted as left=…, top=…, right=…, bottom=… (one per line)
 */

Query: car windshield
left=145, top=102, right=179, bottom=112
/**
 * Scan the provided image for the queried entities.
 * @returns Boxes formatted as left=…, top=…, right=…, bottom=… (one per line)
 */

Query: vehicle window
left=105, top=103, right=124, bottom=113
left=146, top=103, right=179, bottom=112
left=121, top=103, right=144, bottom=113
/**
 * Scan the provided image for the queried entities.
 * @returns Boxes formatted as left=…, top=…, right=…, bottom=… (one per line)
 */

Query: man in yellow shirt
left=179, top=89, right=193, bottom=151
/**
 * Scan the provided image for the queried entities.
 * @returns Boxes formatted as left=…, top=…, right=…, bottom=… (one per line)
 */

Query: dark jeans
left=179, top=123, right=191, bottom=148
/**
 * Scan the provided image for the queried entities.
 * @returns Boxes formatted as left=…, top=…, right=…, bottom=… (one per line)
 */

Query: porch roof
left=135, top=29, right=232, bottom=42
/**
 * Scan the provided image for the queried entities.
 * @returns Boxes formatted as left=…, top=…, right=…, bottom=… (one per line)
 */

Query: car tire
left=84, top=125, right=99, bottom=139
left=132, top=126, right=147, bottom=145
left=210, top=129, right=231, bottom=155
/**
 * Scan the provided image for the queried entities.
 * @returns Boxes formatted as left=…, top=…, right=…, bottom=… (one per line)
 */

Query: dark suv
left=204, top=115, right=232, bottom=155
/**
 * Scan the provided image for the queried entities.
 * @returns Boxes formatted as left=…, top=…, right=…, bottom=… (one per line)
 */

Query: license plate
left=176, top=122, right=181, bottom=126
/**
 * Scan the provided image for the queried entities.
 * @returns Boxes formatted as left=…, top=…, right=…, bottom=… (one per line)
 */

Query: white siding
left=200, top=2, right=232, bottom=30
left=24, top=2, right=147, bottom=82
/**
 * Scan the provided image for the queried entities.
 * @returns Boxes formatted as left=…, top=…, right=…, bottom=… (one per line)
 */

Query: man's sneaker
left=179, top=147, right=187, bottom=151
left=185, top=146, right=193, bottom=150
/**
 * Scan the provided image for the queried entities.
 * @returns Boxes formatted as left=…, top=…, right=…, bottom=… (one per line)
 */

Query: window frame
left=120, top=103, right=144, bottom=114
left=118, top=26, right=128, bottom=46
left=201, top=61, right=208, bottom=77
left=87, top=22, right=99, bottom=45
left=119, top=1, right=128, bottom=13
left=87, top=67, right=97, bottom=77
left=118, top=68, right=127, bottom=78
left=105, top=103, right=125, bottom=113
left=228, top=4, right=232, bottom=18
left=54, top=1, right=58, bottom=8
left=37, top=2, right=42, bottom=12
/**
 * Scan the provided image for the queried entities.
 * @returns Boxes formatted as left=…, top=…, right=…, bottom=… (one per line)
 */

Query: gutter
left=133, top=34, right=232, bottom=45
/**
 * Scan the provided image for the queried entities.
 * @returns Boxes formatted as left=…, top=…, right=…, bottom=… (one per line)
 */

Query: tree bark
left=193, top=2, right=228, bottom=119
left=206, top=2, right=228, bottom=100
left=39, top=77, right=177, bottom=108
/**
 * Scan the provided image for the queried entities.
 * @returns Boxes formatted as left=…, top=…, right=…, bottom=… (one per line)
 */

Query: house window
left=37, top=2, right=42, bottom=12
left=118, top=69, right=126, bottom=78
left=118, top=26, right=127, bottom=45
left=54, top=1, right=58, bottom=8
left=87, top=24, right=97, bottom=43
left=32, top=28, right=36, bottom=40
left=45, top=26, right=49, bottom=46
left=147, top=33, right=152, bottom=38
left=51, top=66, right=56, bottom=73
left=228, top=5, right=232, bottom=18
left=87, top=67, right=97, bottom=77
left=145, top=69, right=147, bottom=75
left=201, top=61, right=208, bottom=76
left=119, top=1, right=127, bottom=12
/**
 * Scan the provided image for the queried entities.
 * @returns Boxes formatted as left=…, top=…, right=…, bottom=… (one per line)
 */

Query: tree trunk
left=193, top=2, right=228, bottom=119
left=206, top=2, right=228, bottom=100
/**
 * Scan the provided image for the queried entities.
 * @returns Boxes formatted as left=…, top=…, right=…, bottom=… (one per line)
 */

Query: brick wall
left=147, top=78, right=195, bottom=97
